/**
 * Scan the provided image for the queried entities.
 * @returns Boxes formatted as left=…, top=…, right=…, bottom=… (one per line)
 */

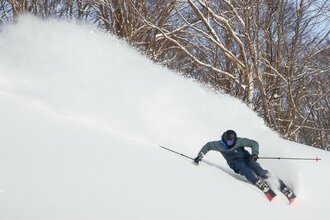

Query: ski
left=258, top=174, right=296, bottom=204
left=255, top=179, right=277, bottom=201
left=278, top=179, right=296, bottom=204
left=264, top=188, right=277, bottom=202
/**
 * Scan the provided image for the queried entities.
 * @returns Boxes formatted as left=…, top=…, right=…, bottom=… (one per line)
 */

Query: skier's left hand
left=194, top=156, right=202, bottom=165
left=251, top=154, right=258, bottom=161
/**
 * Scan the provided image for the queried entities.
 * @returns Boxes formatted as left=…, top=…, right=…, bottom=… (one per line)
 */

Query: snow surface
left=0, top=16, right=329, bottom=220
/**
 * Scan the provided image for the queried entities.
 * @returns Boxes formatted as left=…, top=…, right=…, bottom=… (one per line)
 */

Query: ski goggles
left=226, top=139, right=236, bottom=146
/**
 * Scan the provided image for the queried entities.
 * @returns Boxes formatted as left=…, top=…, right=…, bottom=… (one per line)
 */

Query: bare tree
left=0, top=0, right=329, bottom=149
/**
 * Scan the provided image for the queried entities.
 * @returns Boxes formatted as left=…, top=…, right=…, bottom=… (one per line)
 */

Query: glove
left=194, top=156, right=202, bottom=165
left=251, top=154, right=258, bottom=161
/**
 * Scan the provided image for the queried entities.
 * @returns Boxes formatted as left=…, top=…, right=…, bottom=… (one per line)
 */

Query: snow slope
left=0, top=16, right=329, bottom=220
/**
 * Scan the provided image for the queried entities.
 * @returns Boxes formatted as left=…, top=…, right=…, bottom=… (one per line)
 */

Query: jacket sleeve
left=239, top=138, right=259, bottom=156
left=197, top=142, right=218, bottom=158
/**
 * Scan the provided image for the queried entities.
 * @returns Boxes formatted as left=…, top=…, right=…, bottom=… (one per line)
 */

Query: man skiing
left=193, top=129, right=273, bottom=196
left=193, top=129, right=297, bottom=203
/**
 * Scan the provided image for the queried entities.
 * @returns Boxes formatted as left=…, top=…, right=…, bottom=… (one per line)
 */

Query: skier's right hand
left=251, top=154, right=258, bottom=161
left=194, top=156, right=202, bottom=165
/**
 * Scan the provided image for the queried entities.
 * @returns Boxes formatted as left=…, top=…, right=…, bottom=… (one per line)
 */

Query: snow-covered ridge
left=0, top=16, right=329, bottom=220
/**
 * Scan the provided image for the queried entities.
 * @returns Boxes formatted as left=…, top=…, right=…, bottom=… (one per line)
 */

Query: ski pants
left=229, top=159, right=268, bottom=184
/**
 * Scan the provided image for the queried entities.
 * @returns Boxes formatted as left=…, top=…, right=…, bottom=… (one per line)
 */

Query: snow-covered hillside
left=0, top=16, right=329, bottom=220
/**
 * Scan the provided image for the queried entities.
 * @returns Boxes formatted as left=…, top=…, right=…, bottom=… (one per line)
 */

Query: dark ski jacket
left=197, top=137, right=259, bottom=167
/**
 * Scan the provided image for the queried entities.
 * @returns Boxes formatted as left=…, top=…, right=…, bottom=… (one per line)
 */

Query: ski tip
left=265, top=193, right=276, bottom=202
left=289, top=196, right=296, bottom=204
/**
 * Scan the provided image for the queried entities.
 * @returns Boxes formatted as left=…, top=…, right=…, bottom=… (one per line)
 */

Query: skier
left=194, top=129, right=271, bottom=191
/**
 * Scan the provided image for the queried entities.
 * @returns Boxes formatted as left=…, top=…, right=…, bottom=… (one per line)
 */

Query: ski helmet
left=222, top=130, right=237, bottom=147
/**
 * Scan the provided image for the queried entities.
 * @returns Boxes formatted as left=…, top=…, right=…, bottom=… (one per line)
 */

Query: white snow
left=0, top=16, right=329, bottom=220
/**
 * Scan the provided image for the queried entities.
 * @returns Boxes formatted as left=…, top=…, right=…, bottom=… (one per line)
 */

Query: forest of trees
left=1, top=0, right=329, bottom=150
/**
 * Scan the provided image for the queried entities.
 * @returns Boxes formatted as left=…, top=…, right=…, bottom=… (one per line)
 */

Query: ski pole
left=158, top=145, right=194, bottom=160
left=258, top=156, right=321, bottom=162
